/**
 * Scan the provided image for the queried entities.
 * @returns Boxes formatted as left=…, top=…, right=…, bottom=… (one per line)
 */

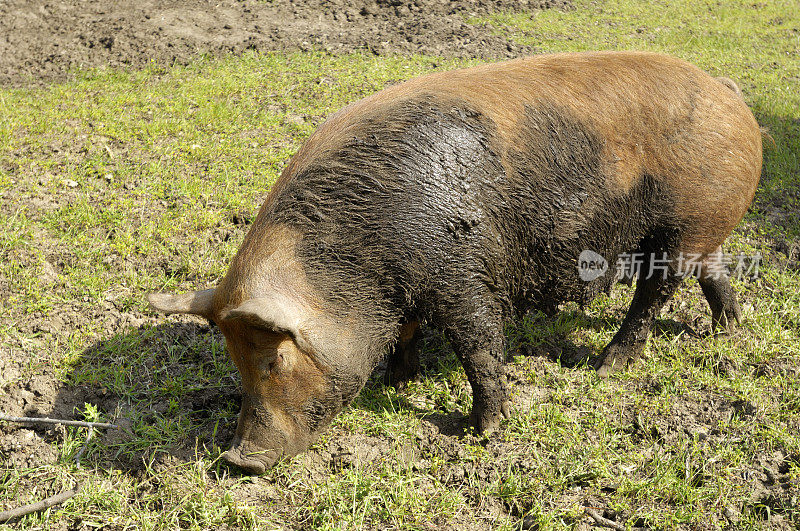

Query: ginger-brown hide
left=218, top=319, right=330, bottom=473
left=149, top=51, right=762, bottom=473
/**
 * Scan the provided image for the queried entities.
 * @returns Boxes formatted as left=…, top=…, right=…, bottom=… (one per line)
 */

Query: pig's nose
left=221, top=440, right=279, bottom=474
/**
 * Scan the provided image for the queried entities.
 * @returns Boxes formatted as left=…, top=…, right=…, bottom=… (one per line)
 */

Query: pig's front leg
left=445, top=309, right=510, bottom=434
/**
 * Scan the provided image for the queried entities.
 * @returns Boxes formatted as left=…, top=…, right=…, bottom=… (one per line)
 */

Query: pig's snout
left=221, top=393, right=290, bottom=474
left=222, top=436, right=280, bottom=474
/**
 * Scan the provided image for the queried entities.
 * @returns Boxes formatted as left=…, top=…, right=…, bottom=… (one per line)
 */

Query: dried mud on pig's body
left=150, top=51, right=762, bottom=473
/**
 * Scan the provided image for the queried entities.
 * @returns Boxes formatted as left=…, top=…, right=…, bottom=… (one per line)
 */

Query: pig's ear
left=148, top=289, right=215, bottom=319
left=223, top=298, right=300, bottom=334
left=223, top=298, right=314, bottom=353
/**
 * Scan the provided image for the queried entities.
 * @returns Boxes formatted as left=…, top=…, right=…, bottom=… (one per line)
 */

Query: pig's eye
left=272, top=340, right=299, bottom=373
left=256, top=351, right=281, bottom=377
left=268, top=353, right=283, bottom=373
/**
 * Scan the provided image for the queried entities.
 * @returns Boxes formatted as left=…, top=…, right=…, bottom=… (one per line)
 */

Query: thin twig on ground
left=74, top=428, right=95, bottom=469
left=0, top=414, right=119, bottom=430
left=0, top=487, right=80, bottom=524
left=585, top=508, right=626, bottom=531
left=0, top=413, right=119, bottom=522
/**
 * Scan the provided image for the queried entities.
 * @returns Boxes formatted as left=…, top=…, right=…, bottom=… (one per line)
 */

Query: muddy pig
left=148, top=51, right=762, bottom=473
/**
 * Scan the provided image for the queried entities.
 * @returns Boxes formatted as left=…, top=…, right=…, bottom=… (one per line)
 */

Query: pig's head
left=148, top=229, right=373, bottom=473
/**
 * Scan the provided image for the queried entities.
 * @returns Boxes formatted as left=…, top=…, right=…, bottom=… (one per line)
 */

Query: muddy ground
left=0, top=0, right=569, bottom=87
left=1, top=0, right=799, bottom=529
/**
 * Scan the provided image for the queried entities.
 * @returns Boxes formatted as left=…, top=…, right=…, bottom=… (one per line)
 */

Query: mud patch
left=0, top=0, right=571, bottom=87
left=0, top=427, right=59, bottom=469
left=0, top=2, right=798, bottom=527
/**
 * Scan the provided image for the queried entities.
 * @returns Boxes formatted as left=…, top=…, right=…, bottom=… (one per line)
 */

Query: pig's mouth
left=221, top=438, right=281, bottom=474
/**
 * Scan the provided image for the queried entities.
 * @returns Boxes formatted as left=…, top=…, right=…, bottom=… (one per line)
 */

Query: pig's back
left=264, top=51, right=761, bottom=317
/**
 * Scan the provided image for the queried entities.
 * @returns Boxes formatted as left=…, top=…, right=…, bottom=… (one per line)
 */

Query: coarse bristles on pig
left=149, top=51, right=762, bottom=474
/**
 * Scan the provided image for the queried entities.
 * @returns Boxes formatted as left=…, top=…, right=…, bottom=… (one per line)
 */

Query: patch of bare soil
left=1, top=1, right=798, bottom=528
left=0, top=0, right=570, bottom=87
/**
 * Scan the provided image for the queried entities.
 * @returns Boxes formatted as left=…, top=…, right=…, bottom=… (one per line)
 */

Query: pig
left=148, top=51, right=762, bottom=473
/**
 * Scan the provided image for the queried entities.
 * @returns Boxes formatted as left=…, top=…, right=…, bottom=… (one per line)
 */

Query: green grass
left=475, top=0, right=800, bottom=237
left=1, top=0, right=799, bottom=529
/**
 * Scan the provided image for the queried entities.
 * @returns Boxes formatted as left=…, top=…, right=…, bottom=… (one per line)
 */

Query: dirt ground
left=0, top=0, right=569, bottom=87
left=0, top=0, right=574, bottom=415
left=1, top=0, right=799, bottom=529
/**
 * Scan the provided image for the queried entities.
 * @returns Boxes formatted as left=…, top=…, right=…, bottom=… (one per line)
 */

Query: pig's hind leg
left=595, top=253, right=683, bottom=377
left=697, top=247, right=742, bottom=334
left=384, top=321, right=422, bottom=390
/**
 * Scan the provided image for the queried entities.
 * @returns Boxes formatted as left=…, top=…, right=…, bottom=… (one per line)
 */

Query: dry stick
left=0, top=414, right=119, bottom=430
left=0, top=413, right=119, bottom=523
left=74, top=428, right=95, bottom=469
left=0, top=487, right=80, bottom=524
left=584, top=508, right=626, bottom=531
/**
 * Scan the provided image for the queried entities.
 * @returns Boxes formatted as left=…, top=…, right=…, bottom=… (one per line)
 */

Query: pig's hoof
left=594, top=343, right=637, bottom=378
left=383, top=364, right=421, bottom=391
left=712, top=305, right=742, bottom=335
left=222, top=446, right=278, bottom=475
left=469, top=401, right=509, bottom=435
